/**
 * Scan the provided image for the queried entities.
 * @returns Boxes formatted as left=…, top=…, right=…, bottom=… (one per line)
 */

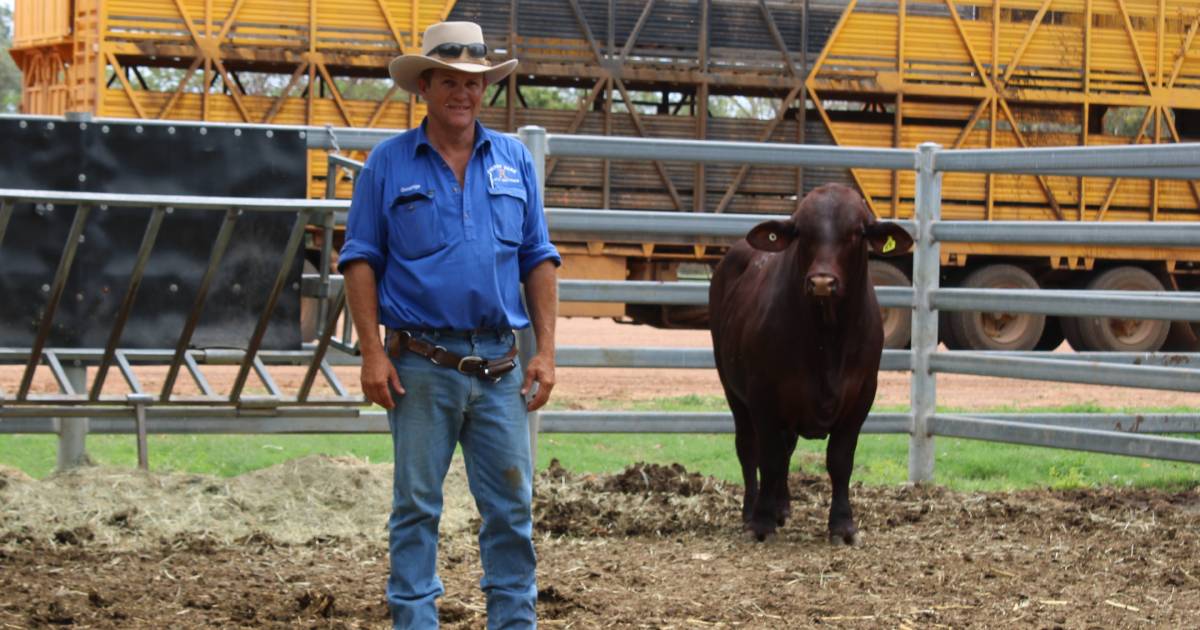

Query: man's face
left=419, top=69, right=486, bottom=133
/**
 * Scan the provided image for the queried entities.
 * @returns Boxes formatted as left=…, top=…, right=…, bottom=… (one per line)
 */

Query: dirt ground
left=3, top=317, right=1200, bottom=628
left=1, top=457, right=1199, bottom=629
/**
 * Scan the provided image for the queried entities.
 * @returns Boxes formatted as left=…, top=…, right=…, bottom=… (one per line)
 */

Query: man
left=338, top=21, right=560, bottom=629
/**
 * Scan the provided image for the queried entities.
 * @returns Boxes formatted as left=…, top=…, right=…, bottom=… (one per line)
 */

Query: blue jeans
left=386, top=329, right=536, bottom=630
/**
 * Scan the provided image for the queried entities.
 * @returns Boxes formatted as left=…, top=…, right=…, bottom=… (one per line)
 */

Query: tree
left=0, top=5, right=21, bottom=112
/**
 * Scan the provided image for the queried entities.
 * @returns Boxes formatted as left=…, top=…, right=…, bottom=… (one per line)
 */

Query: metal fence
left=1, top=118, right=1199, bottom=479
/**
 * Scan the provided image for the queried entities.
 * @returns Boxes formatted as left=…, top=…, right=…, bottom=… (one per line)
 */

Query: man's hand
left=521, top=351, right=555, bottom=411
left=362, top=351, right=404, bottom=409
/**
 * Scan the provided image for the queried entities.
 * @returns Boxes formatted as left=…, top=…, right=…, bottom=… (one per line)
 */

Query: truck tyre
left=1163, top=321, right=1200, bottom=352
left=1035, top=316, right=1066, bottom=350
left=1061, top=311, right=1092, bottom=351
left=869, top=260, right=911, bottom=349
left=947, top=264, right=1045, bottom=351
left=1077, top=266, right=1169, bottom=352
left=940, top=310, right=964, bottom=349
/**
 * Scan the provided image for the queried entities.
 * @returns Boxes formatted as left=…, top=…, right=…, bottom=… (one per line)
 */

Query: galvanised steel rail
left=0, top=188, right=345, bottom=213
left=930, top=289, right=1200, bottom=322
left=931, top=416, right=1200, bottom=464
left=5, top=411, right=1198, bottom=437
left=933, top=221, right=1200, bottom=247
left=256, top=130, right=1200, bottom=472
left=934, top=143, right=1200, bottom=180
left=545, top=133, right=920, bottom=170
left=4, top=125, right=1200, bottom=474
left=901, top=139, right=1200, bottom=476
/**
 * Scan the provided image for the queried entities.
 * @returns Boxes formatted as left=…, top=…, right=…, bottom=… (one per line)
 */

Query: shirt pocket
left=488, top=186, right=526, bottom=247
left=388, top=191, right=447, bottom=259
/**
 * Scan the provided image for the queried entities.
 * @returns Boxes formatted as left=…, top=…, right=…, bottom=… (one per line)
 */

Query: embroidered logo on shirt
left=487, top=164, right=521, bottom=187
left=399, top=183, right=422, bottom=193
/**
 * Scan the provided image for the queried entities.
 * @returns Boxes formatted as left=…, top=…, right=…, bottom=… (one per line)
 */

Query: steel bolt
left=265, top=130, right=274, bottom=138
left=199, top=128, right=208, bottom=135
left=102, top=125, right=110, bottom=134
left=232, top=283, right=242, bottom=294
left=78, top=174, right=87, bottom=183
left=168, top=126, right=176, bottom=135
left=76, top=293, right=84, bottom=302
left=169, top=283, right=179, bottom=293
left=41, top=284, right=50, bottom=293
left=46, top=122, right=55, bottom=130
left=18, top=120, right=27, bottom=128
left=136, top=125, right=144, bottom=133
left=234, top=129, right=242, bottom=137
left=165, top=207, right=174, bottom=214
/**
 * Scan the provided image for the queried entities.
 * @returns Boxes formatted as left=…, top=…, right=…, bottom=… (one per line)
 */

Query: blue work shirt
left=338, top=119, right=560, bottom=331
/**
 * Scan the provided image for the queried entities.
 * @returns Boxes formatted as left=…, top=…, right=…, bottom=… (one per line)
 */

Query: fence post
left=127, top=394, right=154, bottom=470
left=517, top=126, right=548, bottom=463
left=908, top=142, right=942, bottom=483
left=56, top=364, right=90, bottom=471
left=317, top=157, right=340, bottom=334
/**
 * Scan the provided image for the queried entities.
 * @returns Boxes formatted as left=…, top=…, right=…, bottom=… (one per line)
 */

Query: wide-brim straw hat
left=389, top=22, right=518, bottom=95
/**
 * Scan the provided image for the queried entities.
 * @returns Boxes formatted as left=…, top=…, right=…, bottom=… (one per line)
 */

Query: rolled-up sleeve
left=516, top=150, right=561, bottom=281
left=338, top=163, right=387, bottom=276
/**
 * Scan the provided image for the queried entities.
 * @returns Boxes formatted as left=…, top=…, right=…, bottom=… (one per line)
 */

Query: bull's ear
left=746, top=219, right=794, bottom=252
left=865, top=222, right=914, bottom=257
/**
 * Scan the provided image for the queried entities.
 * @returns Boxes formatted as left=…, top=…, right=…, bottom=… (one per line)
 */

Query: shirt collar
left=413, top=118, right=491, bottom=158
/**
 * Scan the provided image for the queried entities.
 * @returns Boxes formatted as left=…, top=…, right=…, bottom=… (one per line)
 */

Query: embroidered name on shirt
left=400, top=183, right=422, bottom=193
left=487, top=164, right=521, bottom=187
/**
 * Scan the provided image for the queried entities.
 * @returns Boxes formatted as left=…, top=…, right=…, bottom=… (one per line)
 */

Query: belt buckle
left=457, top=355, right=484, bottom=375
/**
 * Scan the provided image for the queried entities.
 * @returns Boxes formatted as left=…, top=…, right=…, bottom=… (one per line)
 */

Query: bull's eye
left=768, top=233, right=777, bottom=242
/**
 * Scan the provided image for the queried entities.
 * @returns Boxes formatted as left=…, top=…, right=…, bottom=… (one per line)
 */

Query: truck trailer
left=10, top=0, right=1200, bottom=350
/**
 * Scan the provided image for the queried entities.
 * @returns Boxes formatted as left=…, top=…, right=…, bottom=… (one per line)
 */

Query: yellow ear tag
left=882, top=235, right=896, bottom=254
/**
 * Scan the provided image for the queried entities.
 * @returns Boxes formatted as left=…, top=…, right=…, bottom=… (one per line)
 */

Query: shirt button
left=452, top=186, right=459, bottom=193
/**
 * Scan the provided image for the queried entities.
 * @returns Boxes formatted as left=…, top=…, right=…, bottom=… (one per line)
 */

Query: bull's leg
left=749, top=433, right=790, bottom=541
left=775, top=431, right=799, bottom=526
left=825, top=428, right=862, bottom=546
left=729, top=397, right=757, bottom=524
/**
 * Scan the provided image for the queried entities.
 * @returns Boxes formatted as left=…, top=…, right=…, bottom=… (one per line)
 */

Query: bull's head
left=744, top=184, right=913, bottom=304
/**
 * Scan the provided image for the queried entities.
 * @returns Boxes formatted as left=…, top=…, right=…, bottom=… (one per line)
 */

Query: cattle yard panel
left=3, top=125, right=1200, bottom=476
left=904, top=139, right=1200, bottom=473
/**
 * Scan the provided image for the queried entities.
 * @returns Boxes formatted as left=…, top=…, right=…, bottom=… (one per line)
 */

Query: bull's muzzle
left=806, top=273, right=839, bottom=298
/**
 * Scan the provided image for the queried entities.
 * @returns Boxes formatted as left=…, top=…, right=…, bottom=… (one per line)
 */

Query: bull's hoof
left=744, top=520, right=777, bottom=543
left=828, top=528, right=862, bottom=547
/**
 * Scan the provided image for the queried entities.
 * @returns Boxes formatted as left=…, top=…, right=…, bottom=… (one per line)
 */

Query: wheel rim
left=1088, top=271, right=1168, bottom=350
left=976, top=282, right=1034, bottom=345
left=1101, top=317, right=1157, bottom=346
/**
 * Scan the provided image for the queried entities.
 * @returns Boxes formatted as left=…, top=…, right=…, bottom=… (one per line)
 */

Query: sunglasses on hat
left=430, top=42, right=488, bottom=59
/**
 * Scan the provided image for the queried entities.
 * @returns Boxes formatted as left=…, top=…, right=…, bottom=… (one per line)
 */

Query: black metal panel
left=0, top=118, right=306, bottom=350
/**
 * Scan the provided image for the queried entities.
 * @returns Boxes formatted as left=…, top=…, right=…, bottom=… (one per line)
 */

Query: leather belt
left=385, top=329, right=518, bottom=383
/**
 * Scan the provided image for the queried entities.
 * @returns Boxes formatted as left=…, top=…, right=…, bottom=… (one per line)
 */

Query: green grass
left=1, top=395, right=1197, bottom=492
